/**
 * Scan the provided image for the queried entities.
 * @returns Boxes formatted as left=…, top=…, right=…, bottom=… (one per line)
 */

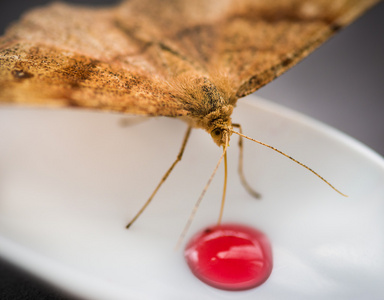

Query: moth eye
left=211, top=128, right=222, bottom=138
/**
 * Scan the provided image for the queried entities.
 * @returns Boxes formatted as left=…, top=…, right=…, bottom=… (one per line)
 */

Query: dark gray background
left=0, top=1, right=383, bottom=299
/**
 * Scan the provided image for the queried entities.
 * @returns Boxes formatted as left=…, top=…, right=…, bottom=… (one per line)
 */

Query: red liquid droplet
left=184, top=223, right=273, bottom=291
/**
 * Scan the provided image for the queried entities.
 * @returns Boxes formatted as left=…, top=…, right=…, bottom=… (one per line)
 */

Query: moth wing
left=114, top=0, right=380, bottom=101
left=213, top=0, right=380, bottom=99
left=0, top=3, right=188, bottom=117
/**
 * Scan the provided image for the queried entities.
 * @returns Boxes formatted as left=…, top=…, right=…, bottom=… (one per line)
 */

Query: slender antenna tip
left=230, top=129, right=348, bottom=197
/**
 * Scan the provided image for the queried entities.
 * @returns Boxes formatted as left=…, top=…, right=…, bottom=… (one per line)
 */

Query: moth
left=0, top=0, right=379, bottom=232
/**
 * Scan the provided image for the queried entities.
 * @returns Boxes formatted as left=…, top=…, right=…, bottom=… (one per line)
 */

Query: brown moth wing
left=217, top=0, right=382, bottom=99
left=0, top=3, right=189, bottom=117
left=117, top=0, right=380, bottom=100
left=0, top=0, right=380, bottom=117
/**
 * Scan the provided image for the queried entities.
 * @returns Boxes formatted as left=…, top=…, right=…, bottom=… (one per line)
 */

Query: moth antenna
left=230, top=130, right=347, bottom=197
left=176, top=134, right=229, bottom=250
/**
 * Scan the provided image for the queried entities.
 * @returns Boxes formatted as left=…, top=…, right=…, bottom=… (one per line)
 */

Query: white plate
left=0, top=96, right=383, bottom=300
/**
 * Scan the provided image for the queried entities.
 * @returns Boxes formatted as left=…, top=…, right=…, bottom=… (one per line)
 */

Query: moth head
left=202, top=105, right=233, bottom=147
left=210, top=125, right=231, bottom=147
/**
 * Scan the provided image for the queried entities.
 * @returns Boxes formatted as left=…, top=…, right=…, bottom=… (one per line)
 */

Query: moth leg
left=119, top=116, right=149, bottom=128
left=232, top=123, right=261, bottom=199
left=126, top=126, right=192, bottom=229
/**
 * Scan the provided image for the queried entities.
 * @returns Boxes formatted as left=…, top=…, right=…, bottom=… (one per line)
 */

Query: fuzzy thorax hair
left=170, top=73, right=236, bottom=146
